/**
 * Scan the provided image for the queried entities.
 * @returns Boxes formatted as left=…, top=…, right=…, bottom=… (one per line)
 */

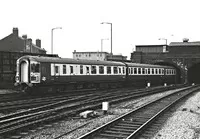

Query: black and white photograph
left=0, top=0, right=200, bottom=139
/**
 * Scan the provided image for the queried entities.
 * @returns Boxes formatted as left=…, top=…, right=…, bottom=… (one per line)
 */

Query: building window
left=99, top=66, right=104, bottom=74
left=107, top=66, right=111, bottom=74
left=63, top=65, right=66, bottom=74
left=91, top=66, right=96, bottom=74
left=80, top=65, right=83, bottom=74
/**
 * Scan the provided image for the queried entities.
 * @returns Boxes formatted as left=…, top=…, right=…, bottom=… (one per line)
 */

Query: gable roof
left=18, top=36, right=46, bottom=52
left=0, top=28, right=46, bottom=52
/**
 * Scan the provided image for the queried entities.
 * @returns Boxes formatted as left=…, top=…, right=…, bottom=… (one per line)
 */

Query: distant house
left=107, top=54, right=127, bottom=61
left=73, top=50, right=127, bottom=61
left=0, top=28, right=46, bottom=54
left=73, top=50, right=109, bottom=61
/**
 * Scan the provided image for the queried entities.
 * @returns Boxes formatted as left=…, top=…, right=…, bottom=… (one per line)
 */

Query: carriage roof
left=19, top=55, right=125, bottom=66
left=18, top=55, right=174, bottom=69
left=124, top=62, right=174, bottom=69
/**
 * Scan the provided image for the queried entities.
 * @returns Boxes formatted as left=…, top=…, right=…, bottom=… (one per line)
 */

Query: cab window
left=31, top=63, right=40, bottom=73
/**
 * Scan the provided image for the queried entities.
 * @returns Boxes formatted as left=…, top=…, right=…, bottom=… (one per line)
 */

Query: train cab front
left=14, top=57, right=41, bottom=92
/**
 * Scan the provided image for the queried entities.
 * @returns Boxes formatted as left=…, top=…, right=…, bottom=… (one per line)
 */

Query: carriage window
left=119, top=67, right=121, bottom=74
left=99, top=66, right=104, bottom=74
left=159, top=69, right=161, bottom=74
left=55, top=66, right=59, bottom=74
left=70, top=66, right=73, bottom=74
left=86, top=66, right=90, bottom=74
left=107, top=66, right=111, bottom=74
left=138, top=68, right=141, bottom=74
left=142, top=68, right=145, bottom=74
left=155, top=69, right=158, bottom=74
left=91, top=66, right=96, bottom=74
left=114, top=67, right=118, bottom=74
left=148, top=68, right=150, bottom=74
left=161, top=69, right=164, bottom=74
left=128, top=68, right=131, bottom=74
left=123, top=67, right=125, bottom=74
left=80, top=65, right=83, bottom=74
left=131, top=68, right=133, bottom=74
left=134, top=68, right=137, bottom=74
left=63, top=65, right=66, bottom=74
left=152, top=68, right=154, bottom=74
left=31, top=63, right=40, bottom=73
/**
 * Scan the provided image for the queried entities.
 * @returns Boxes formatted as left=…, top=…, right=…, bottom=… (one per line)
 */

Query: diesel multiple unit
left=15, top=55, right=176, bottom=93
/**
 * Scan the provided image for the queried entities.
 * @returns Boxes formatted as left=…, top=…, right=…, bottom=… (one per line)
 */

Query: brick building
left=135, top=44, right=167, bottom=53
left=0, top=28, right=58, bottom=88
left=0, top=28, right=46, bottom=54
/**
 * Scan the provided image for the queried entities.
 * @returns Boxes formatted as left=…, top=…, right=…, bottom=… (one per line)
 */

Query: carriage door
left=20, top=60, right=29, bottom=83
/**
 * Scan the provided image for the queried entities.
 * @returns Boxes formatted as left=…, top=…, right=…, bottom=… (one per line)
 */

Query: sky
left=1, top=0, right=200, bottom=59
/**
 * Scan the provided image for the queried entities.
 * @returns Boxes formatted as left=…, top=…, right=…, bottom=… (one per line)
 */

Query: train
left=14, top=55, right=176, bottom=93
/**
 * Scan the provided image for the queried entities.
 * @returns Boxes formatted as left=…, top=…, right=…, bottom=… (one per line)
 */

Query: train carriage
left=125, top=62, right=176, bottom=87
left=15, top=55, right=127, bottom=92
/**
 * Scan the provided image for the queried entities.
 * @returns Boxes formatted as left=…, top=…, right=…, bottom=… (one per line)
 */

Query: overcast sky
left=1, top=0, right=200, bottom=59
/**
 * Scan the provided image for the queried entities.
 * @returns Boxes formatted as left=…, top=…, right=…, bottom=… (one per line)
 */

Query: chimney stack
left=183, top=38, right=189, bottom=42
left=27, top=38, right=32, bottom=53
left=22, top=35, right=27, bottom=39
left=36, top=39, right=41, bottom=48
left=13, top=28, right=18, bottom=36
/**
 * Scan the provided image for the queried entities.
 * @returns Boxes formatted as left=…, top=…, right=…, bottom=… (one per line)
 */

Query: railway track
left=0, top=85, right=183, bottom=138
left=77, top=85, right=200, bottom=139
left=0, top=85, right=179, bottom=113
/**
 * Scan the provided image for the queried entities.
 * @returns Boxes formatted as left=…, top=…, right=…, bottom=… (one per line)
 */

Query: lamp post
left=101, top=22, right=112, bottom=55
left=51, top=27, right=62, bottom=54
left=158, top=38, right=167, bottom=45
left=101, top=38, right=109, bottom=52
left=159, top=38, right=168, bottom=53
